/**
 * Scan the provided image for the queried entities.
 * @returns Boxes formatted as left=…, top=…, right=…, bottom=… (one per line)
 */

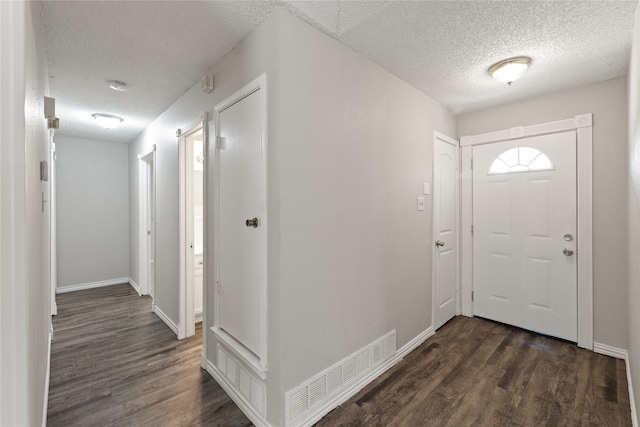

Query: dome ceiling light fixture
left=108, top=80, right=129, bottom=92
left=489, top=56, right=532, bottom=86
left=92, top=113, right=123, bottom=129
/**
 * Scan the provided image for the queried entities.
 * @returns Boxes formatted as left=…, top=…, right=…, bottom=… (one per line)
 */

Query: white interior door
left=433, top=135, right=458, bottom=330
left=217, top=87, right=264, bottom=358
left=472, top=131, right=577, bottom=341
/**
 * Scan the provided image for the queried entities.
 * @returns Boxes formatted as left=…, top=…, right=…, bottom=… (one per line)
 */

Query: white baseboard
left=42, top=323, right=52, bottom=427
left=594, top=342, right=628, bottom=360
left=128, top=277, right=142, bottom=295
left=593, top=342, right=637, bottom=426
left=195, top=311, right=203, bottom=323
left=205, top=359, right=271, bottom=427
left=292, top=326, right=435, bottom=427
left=56, top=277, right=129, bottom=294
left=629, top=357, right=638, bottom=427
left=153, top=305, right=179, bottom=336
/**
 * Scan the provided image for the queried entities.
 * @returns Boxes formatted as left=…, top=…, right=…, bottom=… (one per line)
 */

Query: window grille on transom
left=489, top=147, right=553, bottom=174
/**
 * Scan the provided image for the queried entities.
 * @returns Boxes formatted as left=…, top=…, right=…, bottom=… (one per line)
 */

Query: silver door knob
left=563, top=248, right=574, bottom=256
left=435, top=240, right=445, bottom=247
left=245, top=217, right=259, bottom=228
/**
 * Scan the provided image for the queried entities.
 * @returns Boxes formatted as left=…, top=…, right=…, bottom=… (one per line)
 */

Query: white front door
left=217, top=87, right=265, bottom=358
left=472, top=131, right=577, bottom=341
left=433, top=135, right=458, bottom=330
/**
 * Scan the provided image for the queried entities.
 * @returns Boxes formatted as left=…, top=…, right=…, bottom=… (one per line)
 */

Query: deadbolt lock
left=245, top=217, right=259, bottom=228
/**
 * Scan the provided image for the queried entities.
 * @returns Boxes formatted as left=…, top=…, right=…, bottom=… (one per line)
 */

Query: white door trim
left=212, top=73, right=268, bottom=377
left=178, top=118, right=205, bottom=340
left=431, top=131, right=460, bottom=330
left=460, top=114, right=593, bottom=349
left=138, top=145, right=156, bottom=299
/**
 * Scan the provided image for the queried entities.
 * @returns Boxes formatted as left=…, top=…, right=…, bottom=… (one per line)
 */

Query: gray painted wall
left=56, top=136, right=129, bottom=288
left=458, top=77, right=629, bottom=350
left=128, top=10, right=457, bottom=425
left=277, top=11, right=457, bottom=397
left=628, top=3, right=640, bottom=421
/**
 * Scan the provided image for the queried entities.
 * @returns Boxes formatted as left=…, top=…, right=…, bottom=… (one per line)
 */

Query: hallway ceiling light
left=108, top=80, right=129, bottom=92
left=489, top=57, right=532, bottom=85
left=92, top=113, right=123, bottom=129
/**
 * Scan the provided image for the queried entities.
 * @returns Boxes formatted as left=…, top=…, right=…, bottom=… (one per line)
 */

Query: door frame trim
left=178, top=119, right=205, bottom=340
left=431, top=131, right=460, bottom=331
left=138, top=145, right=156, bottom=300
left=460, top=113, right=593, bottom=349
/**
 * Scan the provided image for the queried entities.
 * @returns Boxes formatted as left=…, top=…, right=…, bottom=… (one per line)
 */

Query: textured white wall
left=458, top=77, right=629, bottom=350
left=0, top=1, right=52, bottom=424
left=628, top=3, right=640, bottom=423
left=56, top=136, right=129, bottom=288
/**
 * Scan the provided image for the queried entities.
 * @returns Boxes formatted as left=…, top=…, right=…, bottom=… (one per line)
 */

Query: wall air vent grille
left=285, top=330, right=396, bottom=426
left=288, top=387, right=309, bottom=421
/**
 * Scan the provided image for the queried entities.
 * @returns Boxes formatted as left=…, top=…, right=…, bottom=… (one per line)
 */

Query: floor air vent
left=285, top=330, right=396, bottom=426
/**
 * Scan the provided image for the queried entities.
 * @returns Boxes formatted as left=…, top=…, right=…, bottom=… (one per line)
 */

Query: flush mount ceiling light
left=489, top=57, right=532, bottom=85
left=108, top=80, right=129, bottom=92
left=92, top=113, right=123, bottom=129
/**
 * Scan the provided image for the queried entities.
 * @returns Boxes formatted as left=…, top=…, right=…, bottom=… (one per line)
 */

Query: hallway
left=47, top=284, right=251, bottom=426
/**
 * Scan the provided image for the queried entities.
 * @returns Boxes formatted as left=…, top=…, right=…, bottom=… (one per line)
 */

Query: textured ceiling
left=41, top=0, right=638, bottom=143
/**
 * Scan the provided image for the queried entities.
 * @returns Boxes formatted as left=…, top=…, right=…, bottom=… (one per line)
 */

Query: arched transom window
left=489, top=147, right=553, bottom=174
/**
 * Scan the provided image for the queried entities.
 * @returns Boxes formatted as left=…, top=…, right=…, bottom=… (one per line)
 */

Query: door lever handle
left=435, top=240, right=445, bottom=247
left=245, top=217, right=259, bottom=228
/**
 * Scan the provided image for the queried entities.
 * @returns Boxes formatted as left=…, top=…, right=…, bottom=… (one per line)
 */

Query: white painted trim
left=195, top=311, right=203, bottom=323
left=593, top=342, right=628, bottom=360
left=178, top=120, right=204, bottom=340
left=431, top=131, right=460, bottom=330
left=42, top=324, right=52, bottom=427
left=213, top=74, right=268, bottom=370
left=205, top=359, right=271, bottom=427
left=593, top=343, right=638, bottom=426
left=128, top=277, right=142, bottom=296
left=629, top=358, right=639, bottom=427
left=138, top=145, right=156, bottom=298
left=291, top=327, right=435, bottom=427
left=460, top=114, right=593, bottom=349
left=56, top=277, right=129, bottom=294
left=460, top=146, right=473, bottom=317
left=153, top=305, right=179, bottom=336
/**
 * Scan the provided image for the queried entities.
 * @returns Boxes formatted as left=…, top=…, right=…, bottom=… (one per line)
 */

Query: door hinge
left=472, top=291, right=474, bottom=301
left=216, top=136, right=222, bottom=150
left=471, top=158, right=473, bottom=169
left=471, top=225, right=474, bottom=235
left=215, top=280, right=220, bottom=294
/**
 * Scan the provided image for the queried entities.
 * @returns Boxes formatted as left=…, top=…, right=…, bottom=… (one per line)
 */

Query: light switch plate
left=417, top=197, right=425, bottom=211
left=423, top=183, right=430, bottom=195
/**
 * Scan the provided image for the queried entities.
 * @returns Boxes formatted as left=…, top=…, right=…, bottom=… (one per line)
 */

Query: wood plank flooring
left=47, top=284, right=251, bottom=427
left=316, top=316, right=632, bottom=427
left=48, top=285, right=632, bottom=426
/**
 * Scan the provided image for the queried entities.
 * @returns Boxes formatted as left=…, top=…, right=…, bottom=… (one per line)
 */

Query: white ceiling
left=41, top=0, right=639, bottom=144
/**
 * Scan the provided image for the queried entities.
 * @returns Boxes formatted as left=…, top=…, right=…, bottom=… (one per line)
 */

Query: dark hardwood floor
left=317, top=316, right=632, bottom=427
left=48, top=284, right=632, bottom=426
left=47, top=284, right=251, bottom=427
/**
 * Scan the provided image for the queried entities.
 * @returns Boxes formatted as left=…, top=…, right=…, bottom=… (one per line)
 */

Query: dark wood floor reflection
left=47, top=284, right=251, bottom=427
left=316, top=316, right=632, bottom=427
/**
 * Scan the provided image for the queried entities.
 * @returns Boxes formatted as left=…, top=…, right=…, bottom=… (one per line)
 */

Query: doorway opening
left=179, top=123, right=204, bottom=339
left=138, top=146, right=156, bottom=304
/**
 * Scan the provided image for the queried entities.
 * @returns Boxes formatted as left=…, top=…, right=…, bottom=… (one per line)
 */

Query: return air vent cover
left=285, top=330, right=396, bottom=426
